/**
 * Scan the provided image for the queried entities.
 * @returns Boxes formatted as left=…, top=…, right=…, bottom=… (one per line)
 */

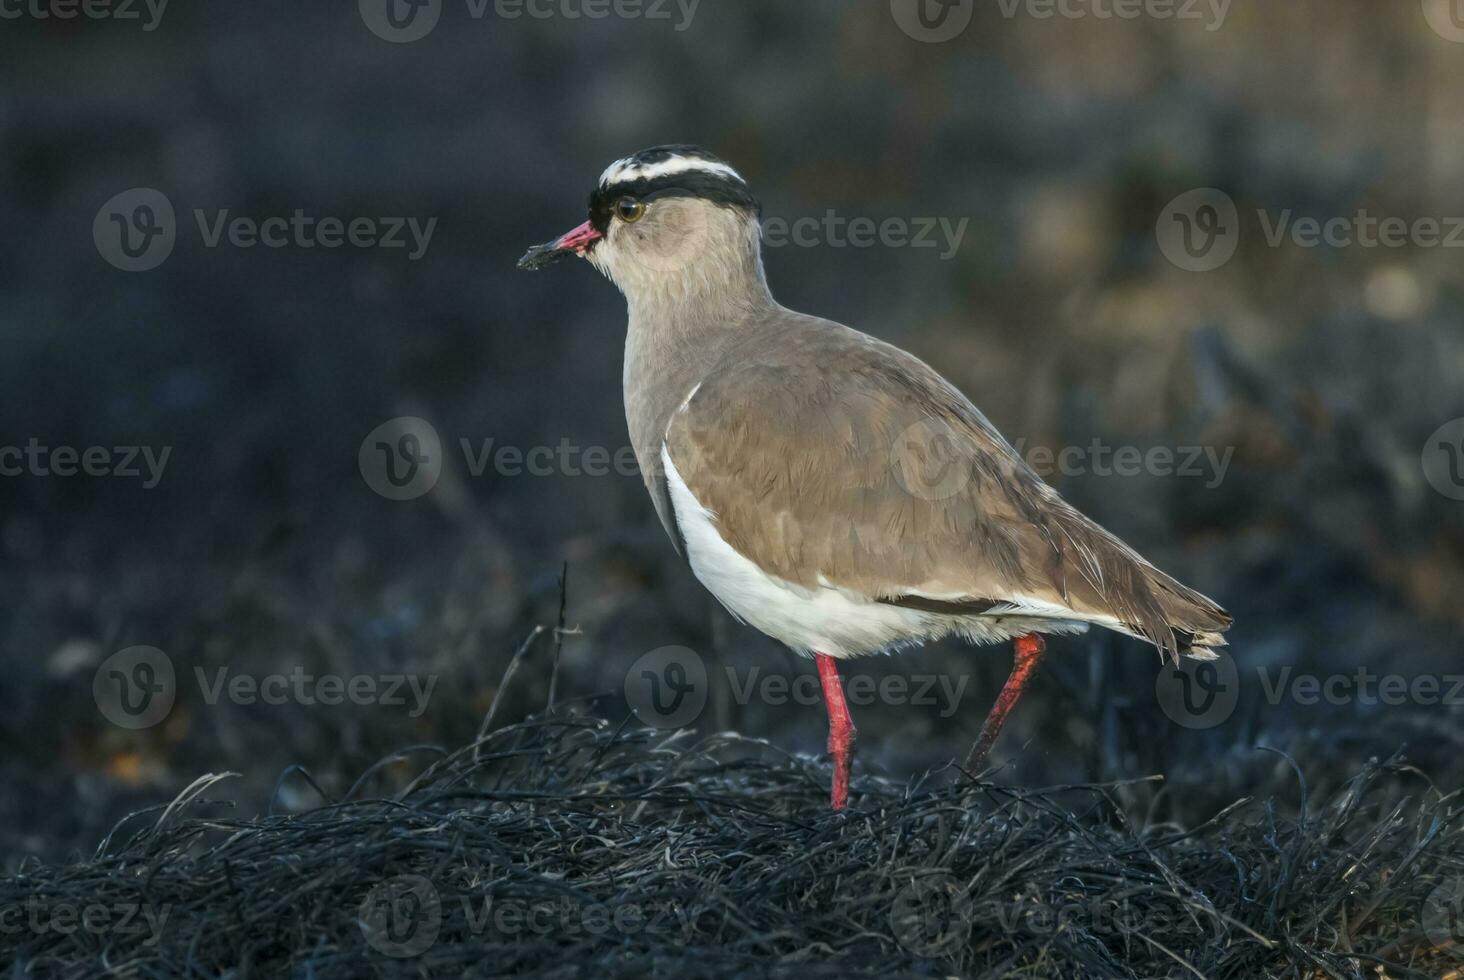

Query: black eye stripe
left=587, top=170, right=760, bottom=232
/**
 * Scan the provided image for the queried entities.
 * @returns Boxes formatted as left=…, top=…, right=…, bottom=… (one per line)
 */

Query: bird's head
left=518, top=145, right=767, bottom=308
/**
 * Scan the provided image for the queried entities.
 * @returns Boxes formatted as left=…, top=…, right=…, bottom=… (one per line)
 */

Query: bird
left=519, top=145, right=1231, bottom=810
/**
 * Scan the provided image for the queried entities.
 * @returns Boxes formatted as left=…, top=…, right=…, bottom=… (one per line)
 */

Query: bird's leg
left=815, top=652, right=856, bottom=810
left=966, top=632, right=1046, bottom=771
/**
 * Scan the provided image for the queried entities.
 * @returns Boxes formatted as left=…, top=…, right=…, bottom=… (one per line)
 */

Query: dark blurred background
left=3, top=0, right=1464, bottom=866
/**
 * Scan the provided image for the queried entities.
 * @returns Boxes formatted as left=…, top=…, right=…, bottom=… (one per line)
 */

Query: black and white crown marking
left=588, top=144, right=760, bottom=232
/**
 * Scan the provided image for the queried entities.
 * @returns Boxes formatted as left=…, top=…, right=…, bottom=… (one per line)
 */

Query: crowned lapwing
left=519, top=145, right=1231, bottom=810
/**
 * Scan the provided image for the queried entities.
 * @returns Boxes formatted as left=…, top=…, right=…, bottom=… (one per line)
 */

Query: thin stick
left=547, top=561, right=569, bottom=715
left=474, top=625, right=548, bottom=762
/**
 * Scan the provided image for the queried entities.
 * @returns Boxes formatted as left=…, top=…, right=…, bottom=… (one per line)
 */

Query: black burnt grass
left=4, top=709, right=1463, bottom=979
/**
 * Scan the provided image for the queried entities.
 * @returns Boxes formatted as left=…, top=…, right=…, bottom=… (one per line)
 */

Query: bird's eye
left=616, top=198, right=646, bottom=223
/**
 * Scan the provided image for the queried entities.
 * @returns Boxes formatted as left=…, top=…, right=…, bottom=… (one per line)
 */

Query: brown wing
left=661, top=316, right=1230, bottom=659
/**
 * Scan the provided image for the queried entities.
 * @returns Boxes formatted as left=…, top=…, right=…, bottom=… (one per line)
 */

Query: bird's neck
left=620, top=250, right=778, bottom=489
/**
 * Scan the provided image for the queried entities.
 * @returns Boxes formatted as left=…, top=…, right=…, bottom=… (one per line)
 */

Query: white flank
left=661, top=445, right=1096, bottom=659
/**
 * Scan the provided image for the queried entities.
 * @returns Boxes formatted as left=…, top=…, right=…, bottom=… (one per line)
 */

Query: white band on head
left=600, top=155, right=745, bottom=188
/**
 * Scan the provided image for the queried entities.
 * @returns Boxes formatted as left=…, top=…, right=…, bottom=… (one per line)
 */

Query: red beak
left=518, top=220, right=603, bottom=270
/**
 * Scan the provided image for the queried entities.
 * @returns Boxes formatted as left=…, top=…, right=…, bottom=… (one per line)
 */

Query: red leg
left=815, top=653, right=856, bottom=810
left=966, top=633, right=1046, bottom=771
